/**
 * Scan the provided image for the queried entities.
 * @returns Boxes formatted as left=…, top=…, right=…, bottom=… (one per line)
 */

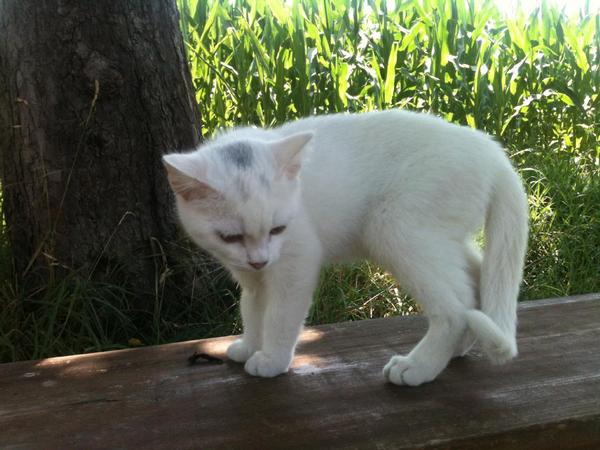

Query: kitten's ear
left=162, top=153, right=219, bottom=202
left=271, top=132, right=314, bottom=179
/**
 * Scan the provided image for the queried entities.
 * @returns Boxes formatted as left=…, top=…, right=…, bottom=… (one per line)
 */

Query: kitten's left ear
left=271, top=132, right=314, bottom=179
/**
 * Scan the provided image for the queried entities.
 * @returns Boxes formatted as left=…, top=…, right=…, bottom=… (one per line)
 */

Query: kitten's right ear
left=271, top=132, right=314, bottom=179
left=162, top=154, right=219, bottom=202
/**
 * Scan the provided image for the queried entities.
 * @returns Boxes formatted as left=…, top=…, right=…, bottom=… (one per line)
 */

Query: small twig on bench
left=188, top=351, right=224, bottom=366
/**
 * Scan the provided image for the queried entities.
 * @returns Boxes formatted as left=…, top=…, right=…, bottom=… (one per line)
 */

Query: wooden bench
left=1, top=294, right=599, bottom=449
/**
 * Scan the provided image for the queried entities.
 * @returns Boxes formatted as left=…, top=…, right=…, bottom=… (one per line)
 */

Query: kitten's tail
left=467, top=164, right=529, bottom=364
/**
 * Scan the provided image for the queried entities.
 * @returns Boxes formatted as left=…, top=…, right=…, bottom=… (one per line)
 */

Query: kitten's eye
left=269, top=225, right=286, bottom=236
left=218, top=232, right=244, bottom=244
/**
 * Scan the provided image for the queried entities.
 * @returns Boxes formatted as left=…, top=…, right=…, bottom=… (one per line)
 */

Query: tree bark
left=0, top=0, right=202, bottom=293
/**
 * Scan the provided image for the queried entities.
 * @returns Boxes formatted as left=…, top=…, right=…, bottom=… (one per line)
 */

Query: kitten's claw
left=383, top=355, right=438, bottom=386
left=244, top=351, right=290, bottom=378
left=227, top=339, right=255, bottom=363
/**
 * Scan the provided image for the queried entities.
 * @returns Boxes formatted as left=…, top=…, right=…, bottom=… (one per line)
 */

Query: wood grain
left=1, top=294, right=599, bottom=449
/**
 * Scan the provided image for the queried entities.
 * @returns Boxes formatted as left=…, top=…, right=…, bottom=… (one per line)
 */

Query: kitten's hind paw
left=227, top=339, right=255, bottom=363
left=383, top=355, right=438, bottom=386
left=244, top=351, right=290, bottom=378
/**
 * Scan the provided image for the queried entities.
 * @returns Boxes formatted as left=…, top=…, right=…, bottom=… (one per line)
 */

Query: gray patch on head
left=221, top=142, right=254, bottom=169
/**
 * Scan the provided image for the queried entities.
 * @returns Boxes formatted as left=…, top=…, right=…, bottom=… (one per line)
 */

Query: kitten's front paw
left=244, top=351, right=290, bottom=378
left=227, top=339, right=255, bottom=363
left=383, top=355, right=438, bottom=386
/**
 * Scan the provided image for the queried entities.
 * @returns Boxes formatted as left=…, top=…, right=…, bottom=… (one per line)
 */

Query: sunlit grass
left=179, top=0, right=597, bottom=147
left=178, top=0, right=599, bottom=307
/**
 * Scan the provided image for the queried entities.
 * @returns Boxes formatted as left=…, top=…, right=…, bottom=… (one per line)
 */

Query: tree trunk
left=0, top=0, right=202, bottom=293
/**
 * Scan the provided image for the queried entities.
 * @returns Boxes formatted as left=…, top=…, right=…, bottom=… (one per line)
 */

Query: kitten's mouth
left=226, top=261, right=269, bottom=272
left=248, top=264, right=270, bottom=272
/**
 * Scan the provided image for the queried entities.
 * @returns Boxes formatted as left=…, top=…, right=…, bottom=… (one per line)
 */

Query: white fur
left=163, top=110, right=529, bottom=385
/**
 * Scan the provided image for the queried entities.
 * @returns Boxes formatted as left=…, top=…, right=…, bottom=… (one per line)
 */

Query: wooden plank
left=1, top=294, right=599, bottom=449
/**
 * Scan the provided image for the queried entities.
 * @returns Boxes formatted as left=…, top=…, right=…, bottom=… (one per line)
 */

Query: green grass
left=0, top=246, right=244, bottom=362
left=179, top=0, right=599, bottom=302
left=1, top=0, right=599, bottom=362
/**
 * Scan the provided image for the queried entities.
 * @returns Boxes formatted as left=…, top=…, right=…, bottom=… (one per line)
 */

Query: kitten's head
left=163, top=132, right=313, bottom=272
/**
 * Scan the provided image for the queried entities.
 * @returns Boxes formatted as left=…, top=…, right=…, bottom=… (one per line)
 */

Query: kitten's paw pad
left=244, top=351, right=290, bottom=378
left=383, top=355, right=437, bottom=386
left=227, top=339, right=255, bottom=363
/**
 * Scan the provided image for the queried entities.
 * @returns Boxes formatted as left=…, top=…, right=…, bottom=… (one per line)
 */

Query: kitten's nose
left=249, top=261, right=268, bottom=270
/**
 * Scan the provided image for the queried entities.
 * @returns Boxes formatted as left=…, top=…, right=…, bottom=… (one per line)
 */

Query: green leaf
left=384, top=42, right=398, bottom=105
left=563, top=20, right=590, bottom=72
left=506, top=16, right=531, bottom=54
left=337, top=62, right=349, bottom=107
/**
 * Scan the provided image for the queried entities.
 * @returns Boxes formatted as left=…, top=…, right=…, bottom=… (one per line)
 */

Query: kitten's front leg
left=227, top=273, right=264, bottom=363
left=244, top=245, right=322, bottom=378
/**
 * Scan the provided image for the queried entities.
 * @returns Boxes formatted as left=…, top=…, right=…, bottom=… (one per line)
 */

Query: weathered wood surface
left=1, top=294, right=599, bottom=449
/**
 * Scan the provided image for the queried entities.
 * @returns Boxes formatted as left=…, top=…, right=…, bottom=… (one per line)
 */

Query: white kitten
left=163, top=110, right=528, bottom=386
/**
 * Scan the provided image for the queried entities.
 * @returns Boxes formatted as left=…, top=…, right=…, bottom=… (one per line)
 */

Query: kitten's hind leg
left=367, top=226, right=476, bottom=386
left=453, top=242, right=482, bottom=358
